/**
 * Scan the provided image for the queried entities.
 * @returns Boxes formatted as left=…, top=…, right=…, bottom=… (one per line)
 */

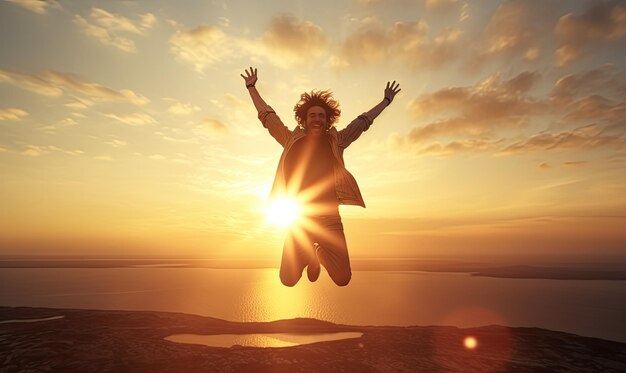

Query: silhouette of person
left=242, top=67, right=400, bottom=286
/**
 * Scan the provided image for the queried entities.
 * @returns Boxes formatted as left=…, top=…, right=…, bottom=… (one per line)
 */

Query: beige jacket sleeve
left=258, top=105, right=292, bottom=147
left=337, top=113, right=374, bottom=149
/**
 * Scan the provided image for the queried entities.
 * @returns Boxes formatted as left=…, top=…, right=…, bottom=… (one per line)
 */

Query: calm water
left=0, top=268, right=624, bottom=342
left=165, top=332, right=364, bottom=348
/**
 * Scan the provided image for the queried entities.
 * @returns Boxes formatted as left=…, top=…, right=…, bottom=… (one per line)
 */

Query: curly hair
left=293, top=90, right=341, bottom=128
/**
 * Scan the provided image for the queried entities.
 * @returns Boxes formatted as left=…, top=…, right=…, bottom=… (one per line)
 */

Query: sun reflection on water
left=236, top=269, right=333, bottom=322
left=165, top=332, right=363, bottom=348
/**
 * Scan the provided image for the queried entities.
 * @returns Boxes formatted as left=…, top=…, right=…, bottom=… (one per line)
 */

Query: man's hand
left=241, top=67, right=258, bottom=88
left=384, top=81, right=401, bottom=104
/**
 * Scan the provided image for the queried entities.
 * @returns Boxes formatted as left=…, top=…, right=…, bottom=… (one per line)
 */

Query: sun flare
left=266, top=197, right=301, bottom=227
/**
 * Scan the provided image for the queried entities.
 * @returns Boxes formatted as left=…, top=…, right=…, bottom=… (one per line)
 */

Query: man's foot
left=307, top=243, right=321, bottom=282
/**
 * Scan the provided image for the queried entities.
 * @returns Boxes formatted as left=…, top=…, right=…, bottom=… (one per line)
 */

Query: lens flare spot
left=266, top=197, right=301, bottom=227
left=464, top=336, right=478, bottom=350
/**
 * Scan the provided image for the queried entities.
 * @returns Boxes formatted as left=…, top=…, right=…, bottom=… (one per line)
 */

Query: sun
left=266, top=197, right=301, bottom=227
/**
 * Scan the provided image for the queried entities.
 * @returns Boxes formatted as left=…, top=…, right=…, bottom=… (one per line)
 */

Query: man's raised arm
left=241, top=67, right=291, bottom=146
left=338, top=81, right=401, bottom=148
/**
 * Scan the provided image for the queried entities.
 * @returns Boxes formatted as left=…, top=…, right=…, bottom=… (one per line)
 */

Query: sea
left=0, top=268, right=624, bottom=343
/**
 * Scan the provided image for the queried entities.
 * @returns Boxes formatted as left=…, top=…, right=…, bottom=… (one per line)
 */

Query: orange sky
left=0, top=0, right=625, bottom=260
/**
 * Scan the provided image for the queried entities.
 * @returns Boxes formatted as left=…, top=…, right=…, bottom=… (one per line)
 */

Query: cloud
left=0, top=108, right=28, bottom=121
left=36, top=117, right=78, bottom=134
left=104, top=139, right=127, bottom=148
left=202, top=118, right=228, bottom=133
left=21, top=145, right=45, bottom=157
left=74, top=15, right=136, bottom=52
left=168, top=25, right=230, bottom=72
left=407, top=71, right=543, bottom=141
left=169, top=15, right=328, bottom=71
left=500, top=125, right=626, bottom=154
left=555, top=0, right=626, bottom=66
left=416, top=138, right=503, bottom=155
left=563, top=95, right=626, bottom=125
left=563, top=161, right=587, bottom=168
left=538, top=162, right=550, bottom=170
left=463, top=0, right=556, bottom=70
left=164, top=98, right=200, bottom=115
left=4, top=0, right=61, bottom=14
left=549, top=64, right=626, bottom=129
left=94, top=155, right=113, bottom=161
left=74, top=8, right=157, bottom=52
left=20, top=144, right=83, bottom=157
left=218, top=17, right=230, bottom=28
left=65, top=97, right=95, bottom=110
left=334, top=17, right=463, bottom=70
left=393, top=65, right=625, bottom=157
left=260, top=14, right=328, bottom=65
left=141, top=13, right=157, bottom=29
left=0, top=69, right=149, bottom=105
left=425, top=0, right=469, bottom=21
left=550, top=64, right=623, bottom=102
left=425, top=0, right=459, bottom=9
left=90, top=8, right=143, bottom=34
left=484, top=1, right=533, bottom=55
left=223, top=93, right=247, bottom=109
left=104, top=112, right=156, bottom=126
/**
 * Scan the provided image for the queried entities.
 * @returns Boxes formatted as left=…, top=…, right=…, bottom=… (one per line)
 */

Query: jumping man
left=241, top=67, right=401, bottom=286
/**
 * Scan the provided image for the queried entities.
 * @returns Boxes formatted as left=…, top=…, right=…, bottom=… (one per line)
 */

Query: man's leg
left=313, top=215, right=352, bottom=286
left=279, top=227, right=312, bottom=287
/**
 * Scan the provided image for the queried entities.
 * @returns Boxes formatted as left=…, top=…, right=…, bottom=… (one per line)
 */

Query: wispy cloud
left=563, top=160, right=587, bottom=168
left=74, top=8, right=157, bottom=53
left=551, top=64, right=624, bottom=102
left=168, top=25, right=230, bottom=72
left=202, top=118, right=228, bottom=134
left=425, top=0, right=469, bottom=21
left=74, top=15, right=136, bottom=53
left=0, top=107, right=28, bottom=121
left=555, top=0, right=626, bottom=66
left=500, top=125, right=626, bottom=154
left=104, top=112, right=156, bottom=126
left=94, top=155, right=113, bottom=161
left=104, top=139, right=127, bottom=148
left=64, top=97, right=95, bottom=110
left=551, top=64, right=626, bottom=129
left=164, top=98, right=200, bottom=115
left=4, top=0, right=61, bottom=15
left=416, top=138, right=503, bottom=156
left=0, top=69, right=150, bottom=105
left=20, top=144, right=84, bottom=157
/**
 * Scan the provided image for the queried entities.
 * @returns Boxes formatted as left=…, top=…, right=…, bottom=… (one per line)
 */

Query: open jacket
left=258, top=105, right=374, bottom=208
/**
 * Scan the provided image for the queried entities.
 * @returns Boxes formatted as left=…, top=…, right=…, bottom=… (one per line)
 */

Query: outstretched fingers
left=389, top=81, right=401, bottom=94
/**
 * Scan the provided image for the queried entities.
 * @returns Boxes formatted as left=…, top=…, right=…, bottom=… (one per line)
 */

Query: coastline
left=1, top=258, right=625, bottom=280
left=1, top=306, right=625, bottom=372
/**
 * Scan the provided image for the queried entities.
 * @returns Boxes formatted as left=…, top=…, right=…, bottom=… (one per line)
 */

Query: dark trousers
left=279, top=214, right=352, bottom=286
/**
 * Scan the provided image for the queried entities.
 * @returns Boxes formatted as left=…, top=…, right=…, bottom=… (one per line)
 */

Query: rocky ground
left=1, top=306, right=624, bottom=372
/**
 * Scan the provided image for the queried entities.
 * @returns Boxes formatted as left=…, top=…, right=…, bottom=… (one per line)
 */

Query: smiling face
left=305, top=105, right=327, bottom=136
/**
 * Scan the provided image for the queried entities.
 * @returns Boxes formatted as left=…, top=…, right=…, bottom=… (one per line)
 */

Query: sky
left=0, top=0, right=625, bottom=261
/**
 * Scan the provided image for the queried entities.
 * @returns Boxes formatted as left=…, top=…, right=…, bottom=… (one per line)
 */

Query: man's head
left=294, top=90, right=341, bottom=136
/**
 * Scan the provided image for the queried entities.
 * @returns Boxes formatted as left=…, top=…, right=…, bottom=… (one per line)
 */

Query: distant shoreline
left=1, top=259, right=625, bottom=280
